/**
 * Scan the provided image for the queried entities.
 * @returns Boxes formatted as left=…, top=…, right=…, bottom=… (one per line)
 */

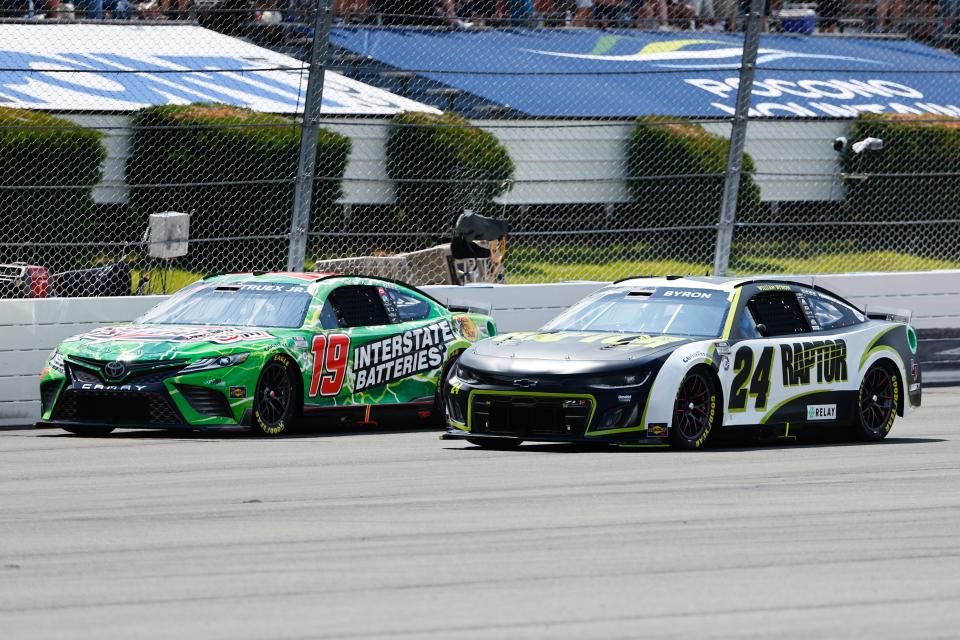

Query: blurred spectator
left=876, top=0, right=904, bottom=31
left=507, top=0, right=534, bottom=24
left=573, top=0, right=591, bottom=24
left=372, top=0, right=459, bottom=24
left=817, top=0, right=841, bottom=32
left=667, top=0, right=694, bottom=27
left=459, top=0, right=495, bottom=24
left=939, top=0, right=958, bottom=33
left=713, top=0, right=736, bottom=29
left=0, top=0, right=37, bottom=17
left=72, top=0, right=133, bottom=18
left=593, top=0, right=623, bottom=27
left=334, top=0, right=369, bottom=22
left=690, top=0, right=713, bottom=25
left=628, top=0, right=670, bottom=29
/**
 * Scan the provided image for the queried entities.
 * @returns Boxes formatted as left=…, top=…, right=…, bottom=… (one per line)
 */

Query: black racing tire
left=466, top=437, right=523, bottom=450
left=851, top=362, right=898, bottom=442
left=252, top=354, right=300, bottom=436
left=669, top=367, right=719, bottom=450
left=62, top=426, right=115, bottom=437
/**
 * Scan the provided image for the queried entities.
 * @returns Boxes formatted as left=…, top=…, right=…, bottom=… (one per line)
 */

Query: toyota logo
left=104, top=361, right=126, bottom=379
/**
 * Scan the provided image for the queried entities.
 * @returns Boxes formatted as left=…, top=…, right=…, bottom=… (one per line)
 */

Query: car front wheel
left=670, top=367, right=719, bottom=450
left=252, top=354, right=299, bottom=436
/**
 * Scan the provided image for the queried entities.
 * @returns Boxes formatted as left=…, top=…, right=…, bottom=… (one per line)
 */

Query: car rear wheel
left=466, top=437, right=523, bottom=449
left=852, top=362, right=898, bottom=441
left=62, top=426, right=115, bottom=437
left=670, top=368, right=719, bottom=450
left=252, top=354, right=299, bottom=436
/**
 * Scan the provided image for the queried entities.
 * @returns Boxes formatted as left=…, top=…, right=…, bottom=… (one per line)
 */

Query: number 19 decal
left=310, top=334, right=351, bottom=397
left=728, top=346, right=774, bottom=411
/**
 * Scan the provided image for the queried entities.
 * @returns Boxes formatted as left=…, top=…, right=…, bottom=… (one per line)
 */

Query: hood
left=58, top=324, right=283, bottom=361
left=463, top=330, right=693, bottom=375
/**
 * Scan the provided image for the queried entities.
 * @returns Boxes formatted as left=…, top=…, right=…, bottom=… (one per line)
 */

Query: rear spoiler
left=444, top=300, right=492, bottom=316
left=865, top=305, right=913, bottom=324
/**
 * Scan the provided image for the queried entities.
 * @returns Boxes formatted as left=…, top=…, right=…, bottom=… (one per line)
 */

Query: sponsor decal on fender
left=647, top=423, right=668, bottom=438
left=454, top=315, right=479, bottom=341
left=353, top=320, right=456, bottom=392
left=781, top=339, right=848, bottom=386
left=806, top=404, right=837, bottom=420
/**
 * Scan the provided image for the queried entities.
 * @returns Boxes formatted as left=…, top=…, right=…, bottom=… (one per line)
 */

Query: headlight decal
left=181, top=352, right=250, bottom=374
left=48, top=350, right=65, bottom=374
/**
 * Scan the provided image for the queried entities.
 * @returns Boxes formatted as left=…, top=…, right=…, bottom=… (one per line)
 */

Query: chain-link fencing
left=1, top=0, right=959, bottom=297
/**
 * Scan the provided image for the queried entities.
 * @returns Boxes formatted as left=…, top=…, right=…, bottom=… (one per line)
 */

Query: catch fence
left=1, top=0, right=959, bottom=296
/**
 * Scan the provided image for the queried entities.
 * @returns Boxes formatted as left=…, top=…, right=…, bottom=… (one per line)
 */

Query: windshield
left=542, top=287, right=730, bottom=338
left=138, top=282, right=313, bottom=329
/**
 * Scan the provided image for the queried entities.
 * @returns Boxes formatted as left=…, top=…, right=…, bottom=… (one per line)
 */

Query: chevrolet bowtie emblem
left=513, top=378, right=537, bottom=388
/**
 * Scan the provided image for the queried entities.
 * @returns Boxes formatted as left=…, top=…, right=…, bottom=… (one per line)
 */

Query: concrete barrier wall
left=2, top=273, right=957, bottom=426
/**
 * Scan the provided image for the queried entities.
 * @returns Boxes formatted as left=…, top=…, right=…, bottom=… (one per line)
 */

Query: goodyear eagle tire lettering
left=851, top=362, right=898, bottom=442
left=670, top=367, right=718, bottom=450
left=252, top=354, right=299, bottom=436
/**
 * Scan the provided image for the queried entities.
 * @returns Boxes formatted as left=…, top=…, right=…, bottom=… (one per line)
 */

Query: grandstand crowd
left=0, top=0, right=953, bottom=40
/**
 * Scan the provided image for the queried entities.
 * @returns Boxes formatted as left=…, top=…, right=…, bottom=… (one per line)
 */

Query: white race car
left=443, top=277, right=921, bottom=449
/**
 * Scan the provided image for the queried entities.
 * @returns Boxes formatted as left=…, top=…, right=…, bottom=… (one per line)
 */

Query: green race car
left=38, top=273, right=496, bottom=436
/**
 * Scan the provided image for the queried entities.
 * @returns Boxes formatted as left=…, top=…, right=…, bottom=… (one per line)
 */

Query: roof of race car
left=609, top=276, right=815, bottom=292
left=198, top=272, right=449, bottom=307
left=610, top=276, right=747, bottom=291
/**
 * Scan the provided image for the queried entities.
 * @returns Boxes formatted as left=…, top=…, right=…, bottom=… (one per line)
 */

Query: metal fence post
left=713, top=0, right=764, bottom=277
left=288, top=0, right=333, bottom=272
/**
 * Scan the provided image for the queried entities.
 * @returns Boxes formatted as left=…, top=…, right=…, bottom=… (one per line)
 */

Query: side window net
left=748, top=292, right=810, bottom=336
left=328, top=286, right=390, bottom=328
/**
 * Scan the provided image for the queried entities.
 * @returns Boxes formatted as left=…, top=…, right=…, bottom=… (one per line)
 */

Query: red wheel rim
left=674, top=371, right=712, bottom=439
left=860, top=367, right=894, bottom=434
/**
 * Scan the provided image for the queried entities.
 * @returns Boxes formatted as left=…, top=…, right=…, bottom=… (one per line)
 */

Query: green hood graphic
left=59, top=324, right=284, bottom=362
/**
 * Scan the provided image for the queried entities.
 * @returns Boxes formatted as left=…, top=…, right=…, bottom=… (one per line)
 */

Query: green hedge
left=843, top=114, right=960, bottom=219
left=386, top=111, right=514, bottom=233
left=128, top=104, right=351, bottom=272
left=842, top=114, right=960, bottom=257
left=0, top=107, right=105, bottom=270
left=628, top=116, right=762, bottom=229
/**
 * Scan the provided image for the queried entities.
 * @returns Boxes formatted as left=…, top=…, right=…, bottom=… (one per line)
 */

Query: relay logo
left=352, top=321, right=456, bottom=392
left=807, top=404, right=837, bottom=420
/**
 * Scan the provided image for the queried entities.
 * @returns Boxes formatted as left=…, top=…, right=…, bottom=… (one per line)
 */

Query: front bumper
left=39, top=358, right=255, bottom=431
left=442, top=427, right=668, bottom=447
left=36, top=418, right=251, bottom=432
left=445, top=375, right=668, bottom=445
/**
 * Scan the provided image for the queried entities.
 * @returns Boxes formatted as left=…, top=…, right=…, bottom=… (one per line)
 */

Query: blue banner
left=330, top=28, right=960, bottom=118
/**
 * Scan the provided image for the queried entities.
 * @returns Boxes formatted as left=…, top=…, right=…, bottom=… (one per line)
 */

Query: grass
left=504, top=250, right=960, bottom=283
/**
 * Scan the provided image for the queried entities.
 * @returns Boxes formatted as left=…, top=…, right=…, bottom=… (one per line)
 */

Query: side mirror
left=756, top=323, right=768, bottom=337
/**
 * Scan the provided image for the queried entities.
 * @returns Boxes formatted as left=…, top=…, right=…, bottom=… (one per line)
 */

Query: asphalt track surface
left=1, top=389, right=959, bottom=640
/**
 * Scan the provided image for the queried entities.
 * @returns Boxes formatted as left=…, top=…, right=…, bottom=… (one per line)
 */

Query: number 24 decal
left=729, top=346, right=774, bottom=411
left=310, top=334, right=351, bottom=397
